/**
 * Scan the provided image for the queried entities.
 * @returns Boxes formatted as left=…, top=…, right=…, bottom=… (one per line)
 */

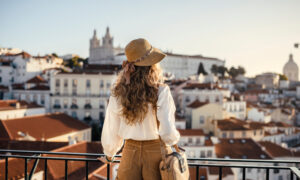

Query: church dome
left=283, top=54, right=299, bottom=81
left=283, top=54, right=298, bottom=71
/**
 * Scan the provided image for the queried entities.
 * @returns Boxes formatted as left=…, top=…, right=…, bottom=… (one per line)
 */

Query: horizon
left=1, top=0, right=300, bottom=77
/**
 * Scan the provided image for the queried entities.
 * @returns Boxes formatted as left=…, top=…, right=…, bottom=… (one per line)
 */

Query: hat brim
left=134, top=47, right=166, bottom=66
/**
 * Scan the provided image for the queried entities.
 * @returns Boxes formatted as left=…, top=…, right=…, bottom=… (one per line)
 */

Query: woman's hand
left=97, top=156, right=113, bottom=164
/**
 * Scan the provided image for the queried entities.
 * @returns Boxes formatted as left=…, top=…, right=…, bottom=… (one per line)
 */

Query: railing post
left=107, top=163, right=110, bottom=180
left=266, top=168, right=269, bottom=180
left=291, top=170, right=293, bottom=180
left=85, top=161, right=89, bottom=180
left=65, top=160, right=68, bottom=180
left=5, top=157, right=8, bottom=180
left=44, top=159, right=47, bottom=180
left=242, top=167, right=246, bottom=180
left=219, top=166, right=222, bottom=180
left=196, top=166, right=199, bottom=180
left=24, top=157, right=28, bottom=180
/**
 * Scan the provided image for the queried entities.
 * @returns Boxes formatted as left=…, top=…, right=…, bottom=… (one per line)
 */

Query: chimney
left=16, top=102, right=20, bottom=109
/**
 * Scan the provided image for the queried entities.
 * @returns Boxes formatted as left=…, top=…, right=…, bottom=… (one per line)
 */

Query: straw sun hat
left=122, top=38, right=166, bottom=84
left=125, top=38, right=166, bottom=66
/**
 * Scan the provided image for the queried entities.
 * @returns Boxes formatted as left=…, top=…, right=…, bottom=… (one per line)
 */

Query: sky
left=1, top=0, right=300, bottom=77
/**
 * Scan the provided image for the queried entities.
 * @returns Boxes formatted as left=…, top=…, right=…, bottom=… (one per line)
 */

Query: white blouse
left=101, top=85, right=180, bottom=157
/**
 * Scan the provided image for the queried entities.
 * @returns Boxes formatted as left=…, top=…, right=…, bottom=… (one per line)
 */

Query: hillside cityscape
left=1, top=27, right=300, bottom=180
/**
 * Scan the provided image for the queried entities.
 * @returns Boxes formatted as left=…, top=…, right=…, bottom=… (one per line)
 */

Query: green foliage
left=210, top=64, right=228, bottom=77
left=64, top=56, right=87, bottom=69
left=228, top=66, right=246, bottom=78
left=279, top=74, right=288, bottom=80
left=51, top=53, right=58, bottom=57
left=197, top=62, right=207, bottom=75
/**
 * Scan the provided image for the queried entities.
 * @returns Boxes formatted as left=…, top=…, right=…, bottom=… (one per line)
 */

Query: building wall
left=47, top=128, right=92, bottom=143
left=189, top=103, right=224, bottom=132
left=159, top=55, right=225, bottom=79
left=0, top=107, right=46, bottom=120
left=223, top=101, right=246, bottom=120
left=13, top=90, right=51, bottom=112
left=50, top=72, right=117, bottom=122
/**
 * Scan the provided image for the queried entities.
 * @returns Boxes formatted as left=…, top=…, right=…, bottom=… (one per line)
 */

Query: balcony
left=0, top=149, right=300, bottom=180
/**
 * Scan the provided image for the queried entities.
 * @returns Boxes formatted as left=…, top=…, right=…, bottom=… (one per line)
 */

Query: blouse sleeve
left=157, top=85, right=180, bottom=146
left=101, top=95, right=124, bottom=157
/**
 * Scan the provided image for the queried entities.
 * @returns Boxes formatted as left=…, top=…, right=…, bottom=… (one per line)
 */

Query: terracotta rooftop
left=0, top=113, right=90, bottom=140
left=0, top=85, right=8, bottom=91
left=187, top=99, right=208, bottom=109
left=183, top=83, right=227, bottom=90
left=0, top=140, right=68, bottom=155
left=26, top=75, right=47, bottom=84
left=28, top=85, right=50, bottom=90
left=208, top=166, right=234, bottom=177
left=0, top=100, right=42, bottom=111
left=215, top=138, right=272, bottom=159
left=178, top=129, right=205, bottom=136
left=44, top=141, right=103, bottom=180
left=215, top=118, right=249, bottom=131
left=0, top=141, right=103, bottom=180
left=189, top=167, right=207, bottom=180
left=243, top=89, right=269, bottom=95
left=258, top=141, right=294, bottom=158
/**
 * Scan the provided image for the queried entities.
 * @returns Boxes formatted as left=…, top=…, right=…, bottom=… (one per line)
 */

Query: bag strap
left=154, top=108, right=181, bottom=168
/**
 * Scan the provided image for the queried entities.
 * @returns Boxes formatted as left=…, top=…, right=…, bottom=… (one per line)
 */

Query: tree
left=51, top=53, right=58, bottom=57
left=228, top=67, right=239, bottom=78
left=218, top=66, right=228, bottom=78
left=228, top=66, right=246, bottom=78
left=237, top=66, right=246, bottom=75
left=197, top=63, right=207, bottom=75
left=211, top=64, right=218, bottom=75
left=279, top=74, right=288, bottom=80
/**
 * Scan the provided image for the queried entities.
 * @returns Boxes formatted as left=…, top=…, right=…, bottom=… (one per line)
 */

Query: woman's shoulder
left=158, top=83, right=171, bottom=96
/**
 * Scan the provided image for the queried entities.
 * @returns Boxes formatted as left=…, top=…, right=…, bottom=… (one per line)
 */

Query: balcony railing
left=0, top=149, right=300, bottom=180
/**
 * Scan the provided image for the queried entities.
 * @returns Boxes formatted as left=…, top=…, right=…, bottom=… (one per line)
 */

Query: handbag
left=155, top=113, right=190, bottom=180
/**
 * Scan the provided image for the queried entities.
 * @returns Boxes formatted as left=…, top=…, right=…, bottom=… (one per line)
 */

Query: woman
left=99, top=38, right=180, bottom=180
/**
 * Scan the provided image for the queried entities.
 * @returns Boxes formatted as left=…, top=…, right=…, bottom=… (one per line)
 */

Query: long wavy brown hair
left=112, top=63, right=164, bottom=125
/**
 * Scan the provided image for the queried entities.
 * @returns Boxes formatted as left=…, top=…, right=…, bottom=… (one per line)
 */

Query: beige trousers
left=116, top=139, right=172, bottom=180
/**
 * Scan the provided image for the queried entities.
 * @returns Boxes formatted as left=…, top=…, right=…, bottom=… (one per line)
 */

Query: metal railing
left=0, top=149, right=300, bottom=180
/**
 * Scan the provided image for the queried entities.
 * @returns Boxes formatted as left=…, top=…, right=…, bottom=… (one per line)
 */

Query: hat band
left=131, top=46, right=153, bottom=64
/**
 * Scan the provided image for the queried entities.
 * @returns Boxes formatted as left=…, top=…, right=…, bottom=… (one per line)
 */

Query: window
left=100, top=80, right=104, bottom=88
left=207, top=150, right=212, bottom=157
left=63, top=99, right=68, bottom=108
left=242, top=131, right=246, bottom=137
left=200, top=151, right=205, bottom=157
left=33, top=94, right=37, bottom=103
left=71, top=111, right=77, bottom=118
left=63, top=79, right=68, bottom=88
left=0, top=77, right=2, bottom=83
left=106, top=82, right=111, bottom=89
left=254, top=130, right=256, bottom=136
left=54, top=99, right=60, bottom=105
left=222, top=132, right=227, bottom=138
left=188, top=138, right=192, bottom=143
left=41, top=95, right=45, bottom=105
left=72, top=88, right=77, bottom=95
left=55, top=79, right=60, bottom=87
left=229, top=132, right=234, bottom=138
left=247, top=168, right=251, bottom=173
left=72, top=79, right=77, bottom=87
left=196, top=138, right=201, bottom=144
left=185, top=96, right=190, bottom=103
left=199, top=116, right=205, bottom=124
left=86, top=79, right=91, bottom=88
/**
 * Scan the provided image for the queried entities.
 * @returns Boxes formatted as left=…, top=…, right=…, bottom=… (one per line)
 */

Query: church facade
left=283, top=54, right=299, bottom=81
left=89, top=27, right=225, bottom=78
left=89, top=27, right=123, bottom=64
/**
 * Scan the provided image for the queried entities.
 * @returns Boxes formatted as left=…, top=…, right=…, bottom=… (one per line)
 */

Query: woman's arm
left=101, top=95, right=124, bottom=157
left=156, top=85, right=180, bottom=145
